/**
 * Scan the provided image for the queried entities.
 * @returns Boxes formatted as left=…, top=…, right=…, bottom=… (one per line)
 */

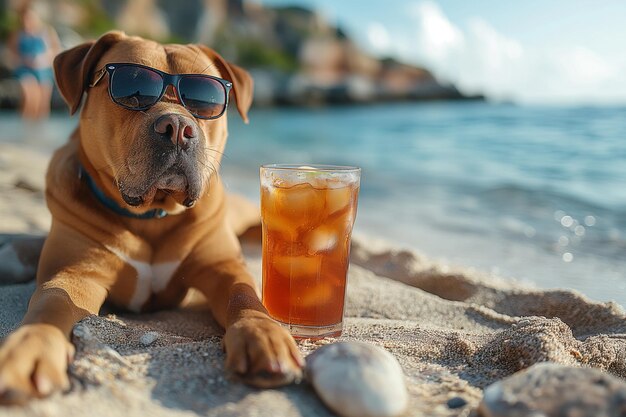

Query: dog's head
left=54, top=31, right=253, bottom=213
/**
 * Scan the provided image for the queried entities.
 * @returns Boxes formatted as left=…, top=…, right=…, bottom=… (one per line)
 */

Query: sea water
left=1, top=102, right=624, bottom=306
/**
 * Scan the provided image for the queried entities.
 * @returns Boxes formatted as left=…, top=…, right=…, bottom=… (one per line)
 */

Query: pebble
left=479, top=362, right=626, bottom=417
left=139, top=331, right=160, bottom=346
left=446, top=396, right=467, bottom=409
left=306, top=341, right=408, bottom=417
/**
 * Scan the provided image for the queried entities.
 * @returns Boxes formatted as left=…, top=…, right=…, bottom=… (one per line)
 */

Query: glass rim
left=261, top=164, right=361, bottom=173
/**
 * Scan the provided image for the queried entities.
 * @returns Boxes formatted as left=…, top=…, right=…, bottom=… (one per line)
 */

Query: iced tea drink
left=260, top=165, right=360, bottom=338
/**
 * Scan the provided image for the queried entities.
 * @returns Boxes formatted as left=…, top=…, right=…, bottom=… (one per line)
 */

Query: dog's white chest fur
left=107, top=246, right=181, bottom=312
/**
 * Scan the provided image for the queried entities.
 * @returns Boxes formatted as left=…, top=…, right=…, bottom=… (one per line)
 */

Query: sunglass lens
left=110, top=66, right=163, bottom=109
left=178, top=76, right=226, bottom=118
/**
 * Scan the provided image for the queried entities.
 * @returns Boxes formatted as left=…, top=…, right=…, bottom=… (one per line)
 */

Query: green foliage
left=75, top=0, right=115, bottom=37
left=210, top=24, right=299, bottom=72
left=234, top=38, right=298, bottom=72
left=0, top=8, right=18, bottom=41
left=162, top=34, right=187, bottom=45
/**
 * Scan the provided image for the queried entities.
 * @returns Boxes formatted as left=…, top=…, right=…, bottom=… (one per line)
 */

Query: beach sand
left=0, top=143, right=625, bottom=416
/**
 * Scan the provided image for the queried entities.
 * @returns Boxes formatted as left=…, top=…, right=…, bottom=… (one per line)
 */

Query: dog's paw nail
left=270, top=360, right=281, bottom=373
left=234, top=359, right=247, bottom=375
left=35, top=375, right=53, bottom=396
left=295, top=355, right=305, bottom=367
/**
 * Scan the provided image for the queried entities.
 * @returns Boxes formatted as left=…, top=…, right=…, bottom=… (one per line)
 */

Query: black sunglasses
left=89, top=63, right=232, bottom=119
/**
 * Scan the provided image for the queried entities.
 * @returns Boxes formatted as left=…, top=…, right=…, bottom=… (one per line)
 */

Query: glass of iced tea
left=260, top=164, right=360, bottom=339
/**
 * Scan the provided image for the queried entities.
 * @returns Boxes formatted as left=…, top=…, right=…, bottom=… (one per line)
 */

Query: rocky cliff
left=0, top=0, right=483, bottom=108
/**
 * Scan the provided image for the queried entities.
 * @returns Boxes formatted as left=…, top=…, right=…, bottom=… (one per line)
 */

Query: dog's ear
left=198, top=45, right=254, bottom=124
left=54, top=31, right=126, bottom=115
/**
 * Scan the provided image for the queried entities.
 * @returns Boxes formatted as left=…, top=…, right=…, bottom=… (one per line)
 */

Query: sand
left=0, top=142, right=625, bottom=417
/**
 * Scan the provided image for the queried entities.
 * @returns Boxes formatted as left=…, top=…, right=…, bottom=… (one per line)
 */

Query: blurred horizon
left=2, top=0, right=626, bottom=106
left=261, top=0, right=626, bottom=105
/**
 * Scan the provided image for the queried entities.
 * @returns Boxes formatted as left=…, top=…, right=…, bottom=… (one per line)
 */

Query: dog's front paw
left=224, top=316, right=304, bottom=388
left=0, top=324, right=74, bottom=405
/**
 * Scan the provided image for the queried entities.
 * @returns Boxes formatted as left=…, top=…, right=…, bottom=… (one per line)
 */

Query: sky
left=259, top=0, right=626, bottom=104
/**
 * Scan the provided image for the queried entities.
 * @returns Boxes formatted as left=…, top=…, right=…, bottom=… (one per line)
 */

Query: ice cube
left=299, top=283, right=334, bottom=307
left=272, top=255, right=321, bottom=280
left=262, top=186, right=296, bottom=237
left=264, top=215, right=299, bottom=239
left=306, top=226, right=338, bottom=253
left=326, top=186, right=352, bottom=214
left=292, top=168, right=330, bottom=189
left=276, top=183, right=324, bottom=219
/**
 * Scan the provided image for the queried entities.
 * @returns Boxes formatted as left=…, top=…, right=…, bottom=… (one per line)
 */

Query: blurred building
left=0, top=0, right=480, bottom=109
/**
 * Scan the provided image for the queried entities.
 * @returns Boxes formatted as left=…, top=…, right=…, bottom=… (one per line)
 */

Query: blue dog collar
left=79, top=166, right=168, bottom=220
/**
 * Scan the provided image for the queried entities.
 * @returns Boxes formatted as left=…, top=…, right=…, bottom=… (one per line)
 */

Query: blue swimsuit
left=14, top=31, right=54, bottom=85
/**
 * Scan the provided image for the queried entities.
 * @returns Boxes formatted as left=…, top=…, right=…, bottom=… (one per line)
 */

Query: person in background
left=8, top=6, right=60, bottom=120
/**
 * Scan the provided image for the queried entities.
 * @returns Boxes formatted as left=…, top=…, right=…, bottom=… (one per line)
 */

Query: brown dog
left=0, top=31, right=303, bottom=404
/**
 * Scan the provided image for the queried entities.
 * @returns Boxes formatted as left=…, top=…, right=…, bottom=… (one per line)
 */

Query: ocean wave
left=476, top=183, right=623, bottom=218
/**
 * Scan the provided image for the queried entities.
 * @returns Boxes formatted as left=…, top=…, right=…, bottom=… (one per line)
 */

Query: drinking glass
left=260, top=164, right=360, bottom=338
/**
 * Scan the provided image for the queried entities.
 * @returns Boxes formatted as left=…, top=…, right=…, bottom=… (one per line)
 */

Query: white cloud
left=390, top=1, right=626, bottom=103
left=410, top=2, right=464, bottom=62
left=366, top=22, right=392, bottom=54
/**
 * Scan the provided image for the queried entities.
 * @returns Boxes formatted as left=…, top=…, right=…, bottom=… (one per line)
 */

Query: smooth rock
left=446, top=396, right=467, bottom=409
left=479, top=362, right=626, bottom=417
left=139, top=331, right=159, bottom=346
left=306, top=341, right=408, bottom=417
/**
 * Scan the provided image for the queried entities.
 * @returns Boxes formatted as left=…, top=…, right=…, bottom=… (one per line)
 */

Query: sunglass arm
left=89, top=67, right=108, bottom=88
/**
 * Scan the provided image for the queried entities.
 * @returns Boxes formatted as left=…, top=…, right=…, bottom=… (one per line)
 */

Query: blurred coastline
left=0, top=0, right=484, bottom=110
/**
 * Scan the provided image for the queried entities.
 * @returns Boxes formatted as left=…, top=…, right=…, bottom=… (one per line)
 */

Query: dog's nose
left=153, top=114, right=198, bottom=149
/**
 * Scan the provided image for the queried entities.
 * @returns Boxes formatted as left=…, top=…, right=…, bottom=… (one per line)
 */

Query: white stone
left=139, top=331, right=159, bottom=346
left=306, top=341, right=408, bottom=417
